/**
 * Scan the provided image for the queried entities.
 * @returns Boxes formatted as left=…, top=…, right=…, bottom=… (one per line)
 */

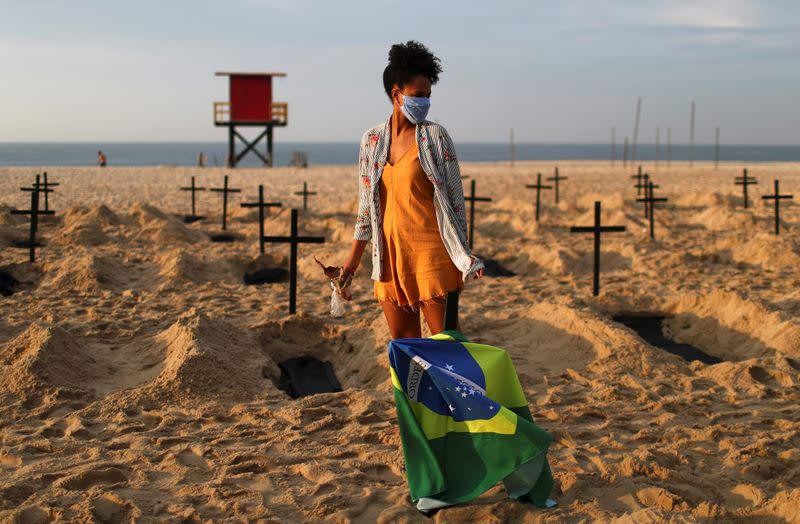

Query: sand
left=0, top=161, right=799, bottom=523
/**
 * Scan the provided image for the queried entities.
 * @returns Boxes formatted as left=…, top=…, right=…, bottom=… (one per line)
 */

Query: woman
left=342, top=41, right=485, bottom=339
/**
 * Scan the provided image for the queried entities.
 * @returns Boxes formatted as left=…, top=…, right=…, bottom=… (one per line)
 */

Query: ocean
left=0, top=142, right=798, bottom=167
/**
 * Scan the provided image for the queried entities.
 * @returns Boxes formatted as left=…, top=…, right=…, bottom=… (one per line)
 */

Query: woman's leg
left=420, top=294, right=460, bottom=336
left=380, top=300, right=421, bottom=339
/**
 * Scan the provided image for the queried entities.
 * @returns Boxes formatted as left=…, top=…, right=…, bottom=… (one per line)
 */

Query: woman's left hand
left=470, top=256, right=484, bottom=279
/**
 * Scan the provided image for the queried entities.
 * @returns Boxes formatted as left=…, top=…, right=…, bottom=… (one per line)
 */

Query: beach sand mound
left=51, top=205, right=122, bottom=246
left=155, top=249, right=244, bottom=286
left=675, top=191, right=740, bottom=209
left=666, top=289, right=800, bottom=360
left=42, top=251, right=128, bottom=293
left=576, top=192, right=625, bottom=211
left=508, top=243, right=572, bottom=275
left=50, top=221, right=109, bottom=246
left=148, top=311, right=277, bottom=401
left=0, top=225, right=26, bottom=247
left=0, top=205, right=27, bottom=226
left=689, top=206, right=757, bottom=231
left=128, top=203, right=207, bottom=245
left=64, top=205, right=123, bottom=228
left=0, top=323, right=99, bottom=396
left=712, top=233, right=800, bottom=271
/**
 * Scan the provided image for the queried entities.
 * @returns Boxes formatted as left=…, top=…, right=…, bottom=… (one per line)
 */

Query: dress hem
left=375, top=284, right=463, bottom=313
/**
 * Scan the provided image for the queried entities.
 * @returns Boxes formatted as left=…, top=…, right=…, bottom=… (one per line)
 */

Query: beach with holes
left=1, top=161, right=799, bottom=523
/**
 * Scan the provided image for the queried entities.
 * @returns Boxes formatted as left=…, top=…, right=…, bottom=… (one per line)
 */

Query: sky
left=1, top=1, right=798, bottom=144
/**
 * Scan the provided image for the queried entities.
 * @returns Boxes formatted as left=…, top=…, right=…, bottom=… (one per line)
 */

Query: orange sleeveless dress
left=373, top=140, right=464, bottom=310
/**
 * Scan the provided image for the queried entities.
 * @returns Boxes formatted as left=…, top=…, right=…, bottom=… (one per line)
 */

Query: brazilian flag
left=388, top=330, right=556, bottom=512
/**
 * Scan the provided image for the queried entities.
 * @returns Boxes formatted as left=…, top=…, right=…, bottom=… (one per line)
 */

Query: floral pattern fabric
left=354, top=114, right=484, bottom=283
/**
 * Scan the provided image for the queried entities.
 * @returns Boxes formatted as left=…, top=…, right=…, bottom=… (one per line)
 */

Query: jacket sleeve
left=353, top=132, right=372, bottom=241
left=439, top=127, right=469, bottom=242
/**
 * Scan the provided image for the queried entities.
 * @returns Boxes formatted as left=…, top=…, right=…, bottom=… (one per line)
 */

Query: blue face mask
left=399, top=94, right=430, bottom=124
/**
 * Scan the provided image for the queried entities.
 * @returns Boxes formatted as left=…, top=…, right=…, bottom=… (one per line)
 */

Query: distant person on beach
left=97, top=150, right=107, bottom=167
left=342, top=40, right=484, bottom=339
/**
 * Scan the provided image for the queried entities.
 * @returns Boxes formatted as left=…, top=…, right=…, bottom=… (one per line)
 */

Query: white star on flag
left=455, top=386, right=461, bottom=392
left=461, top=392, right=467, bottom=398
left=445, top=364, right=454, bottom=371
left=489, top=405, right=494, bottom=410
left=449, top=404, right=455, bottom=412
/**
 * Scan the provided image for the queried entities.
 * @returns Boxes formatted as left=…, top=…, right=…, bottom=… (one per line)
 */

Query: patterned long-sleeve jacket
left=353, top=113, right=485, bottom=283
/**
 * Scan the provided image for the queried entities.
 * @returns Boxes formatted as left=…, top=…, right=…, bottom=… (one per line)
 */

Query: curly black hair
left=382, top=40, right=443, bottom=101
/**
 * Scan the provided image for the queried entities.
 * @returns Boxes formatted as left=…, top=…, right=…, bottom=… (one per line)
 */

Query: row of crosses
left=179, top=176, right=318, bottom=230
left=179, top=177, right=325, bottom=314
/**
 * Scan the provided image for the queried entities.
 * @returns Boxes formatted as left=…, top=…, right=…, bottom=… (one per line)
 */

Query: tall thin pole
left=611, top=126, right=616, bottom=165
left=222, top=175, right=229, bottom=230
left=593, top=202, right=601, bottom=297
left=510, top=128, right=515, bottom=167
left=714, top=126, right=720, bottom=170
left=689, top=101, right=695, bottom=167
left=258, top=185, right=265, bottom=254
left=632, top=97, right=642, bottom=162
left=655, top=127, right=660, bottom=171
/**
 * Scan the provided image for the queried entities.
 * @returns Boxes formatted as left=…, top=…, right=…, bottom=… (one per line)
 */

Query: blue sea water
left=0, top=142, right=798, bottom=167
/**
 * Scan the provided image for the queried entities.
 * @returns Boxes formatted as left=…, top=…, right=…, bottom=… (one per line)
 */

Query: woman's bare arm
left=343, top=239, right=368, bottom=276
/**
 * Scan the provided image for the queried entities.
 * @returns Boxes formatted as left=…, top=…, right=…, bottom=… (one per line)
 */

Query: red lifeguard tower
left=213, top=71, right=288, bottom=168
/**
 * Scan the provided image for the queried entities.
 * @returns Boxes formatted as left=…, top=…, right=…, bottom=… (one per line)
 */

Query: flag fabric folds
left=388, top=329, right=556, bottom=511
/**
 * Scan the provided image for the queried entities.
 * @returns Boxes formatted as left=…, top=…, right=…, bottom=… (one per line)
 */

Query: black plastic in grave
left=243, top=268, right=288, bottom=285
left=613, top=315, right=722, bottom=365
left=0, top=270, right=19, bottom=297
left=12, top=240, right=43, bottom=249
left=481, top=258, right=516, bottom=277
left=277, top=357, right=342, bottom=399
left=209, top=233, right=238, bottom=243
left=183, top=215, right=205, bottom=224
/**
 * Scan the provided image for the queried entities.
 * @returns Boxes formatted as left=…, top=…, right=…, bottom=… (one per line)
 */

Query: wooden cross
left=263, top=209, right=326, bottom=314
left=735, top=168, right=758, bottom=209
left=636, top=181, right=668, bottom=239
left=293, top=181, right=317, bottom=211
left=20, top=174, right=55, bottom=232
left=546, top=167, right=567, bottom=204
left=570, top=201, right=626, bottom=296
left=630, top=165, right=644, bottom=196
left=761, top=179, right=793, bottom=235
left=29, top=172, right=59, bottom=212
left=11, top=189, right=54, bottom=262
left=21, top=174, right=54, bottom=218
left=209, top=175, right=241, bottom=230
left=464, top=179, right=492, bottom=249
left=240, top=185, right=282, bottom=254
left=635, top=174, right=660, bottom=218
left=525, top=173, right=552, bottom=222
left=180, top=176, right=206, bottom=220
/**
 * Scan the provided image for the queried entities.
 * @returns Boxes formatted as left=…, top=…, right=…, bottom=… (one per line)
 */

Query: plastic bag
left=330, top=281, right=347, bottom=317
left=315, top=256, right=352, bottom=317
